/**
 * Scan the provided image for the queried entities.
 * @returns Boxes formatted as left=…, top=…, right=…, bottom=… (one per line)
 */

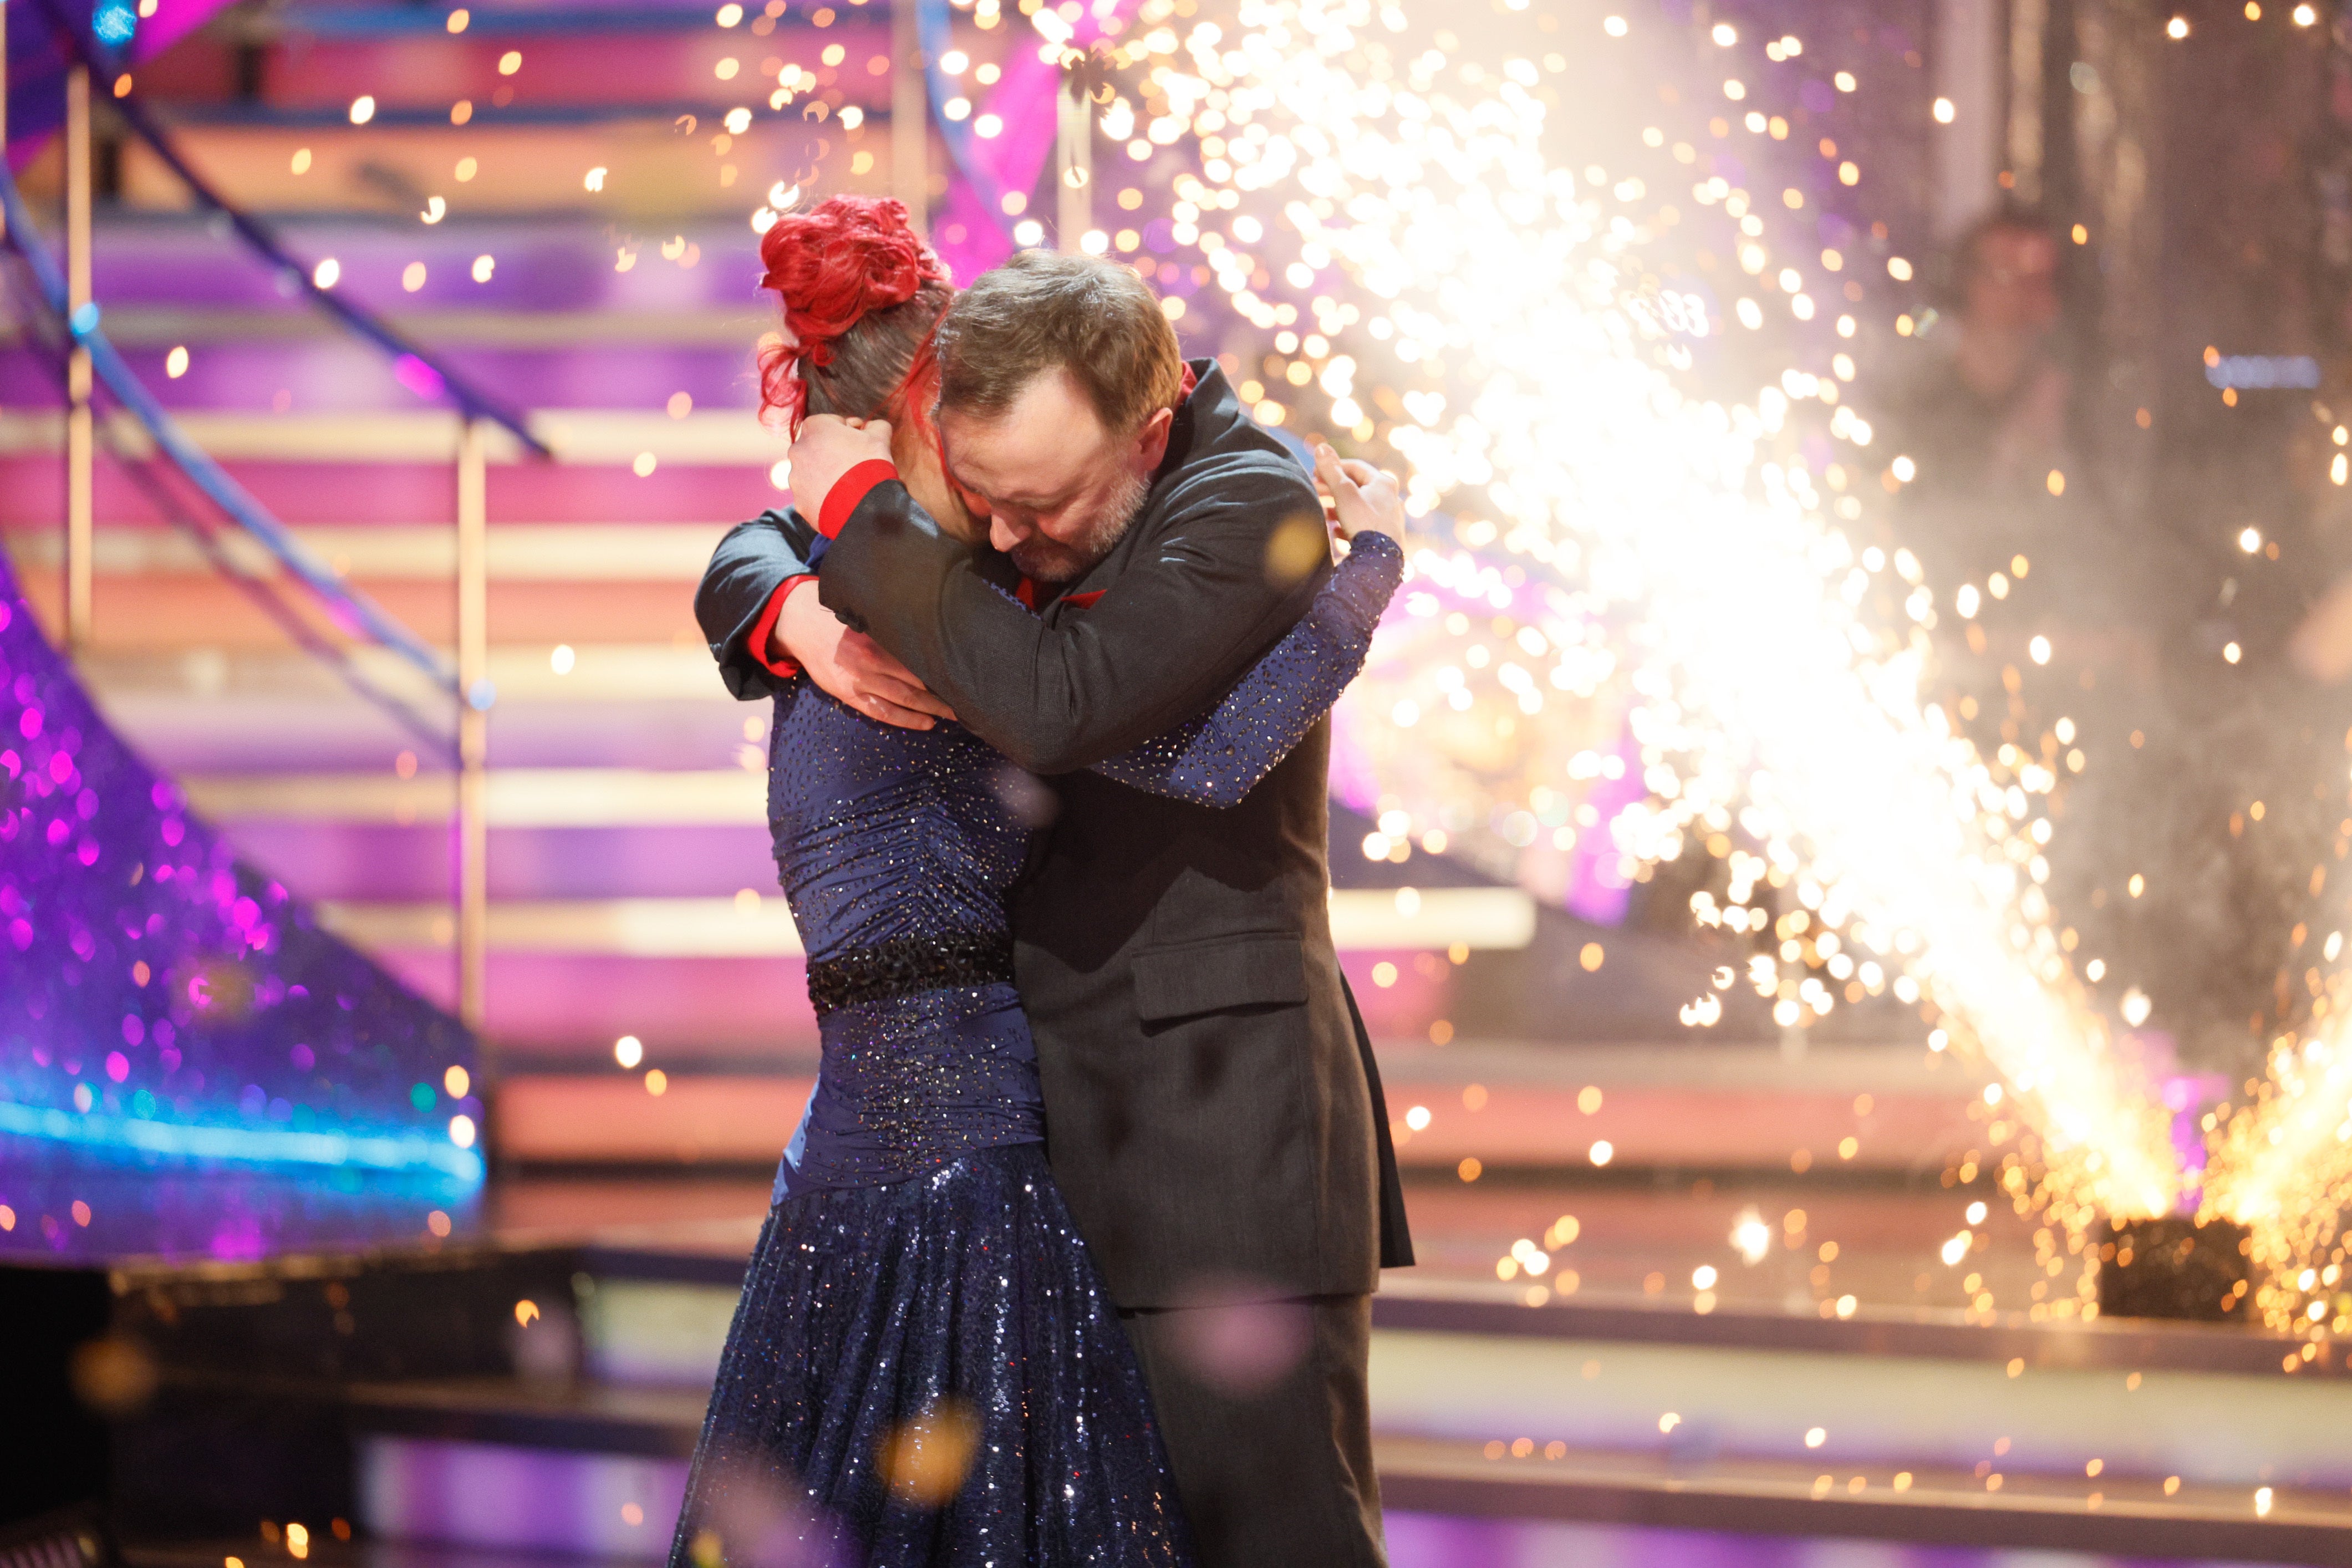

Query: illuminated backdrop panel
left=0, top=553, right=481, bottom=1262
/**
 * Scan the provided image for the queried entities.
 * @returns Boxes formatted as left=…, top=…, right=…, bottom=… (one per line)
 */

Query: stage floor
left=489, top=1164, right=2052, bottom=1323
left=119, top=1511, right=2303, bottom=1568
left=1381, top=1514, right=2299, bottom=1566
left=30, top=1158, right=2343, bottom=1568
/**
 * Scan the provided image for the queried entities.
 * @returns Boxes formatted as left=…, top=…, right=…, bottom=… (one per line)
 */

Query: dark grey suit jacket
left=695, top=361, right=1411, bottom=1306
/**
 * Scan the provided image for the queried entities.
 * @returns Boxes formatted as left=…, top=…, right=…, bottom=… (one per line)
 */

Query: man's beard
left=1007, top=466, right=1151, bottom=584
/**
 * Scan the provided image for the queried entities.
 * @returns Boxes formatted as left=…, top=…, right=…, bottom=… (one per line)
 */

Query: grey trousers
left=1118, top=1294, right=1386, bottom=1568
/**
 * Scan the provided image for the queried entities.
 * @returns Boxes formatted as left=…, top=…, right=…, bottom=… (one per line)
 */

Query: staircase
left=4, top=1, right=831, bottom=1075
left=0, top=0, right=1577, bottom=1148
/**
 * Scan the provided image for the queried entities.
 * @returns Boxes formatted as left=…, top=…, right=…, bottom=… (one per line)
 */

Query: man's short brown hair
left=933, top=251, right=1185, bottom=434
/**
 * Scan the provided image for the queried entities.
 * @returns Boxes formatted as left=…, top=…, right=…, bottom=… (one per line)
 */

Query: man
left=1888, top=207, right=2083, bottom=590
left=696, top=250, right=1411, bottom=1566
left=1886, top=211, right=2286, bottom=1076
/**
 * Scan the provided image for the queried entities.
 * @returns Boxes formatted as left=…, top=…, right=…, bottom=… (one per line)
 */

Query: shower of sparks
left=2206, top=1017, right=2352, bottom=1337
left=2199, top=782, right=2352, bottom=1335
left=1117, top=0, right=2182, bottom=1229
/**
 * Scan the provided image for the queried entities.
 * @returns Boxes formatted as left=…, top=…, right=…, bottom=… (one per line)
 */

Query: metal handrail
left=23, top=0, right=551, bottom=459
left=0, top=160, right=461, bottom=693
left=0, top=265, right=460, bottom=757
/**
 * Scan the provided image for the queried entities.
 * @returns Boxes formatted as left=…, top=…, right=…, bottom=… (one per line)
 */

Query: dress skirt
left=666, top=1142, right=1195, bottom=1568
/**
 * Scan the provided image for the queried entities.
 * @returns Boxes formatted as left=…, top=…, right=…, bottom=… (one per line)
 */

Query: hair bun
left=757, top=196, right=949, bottom=369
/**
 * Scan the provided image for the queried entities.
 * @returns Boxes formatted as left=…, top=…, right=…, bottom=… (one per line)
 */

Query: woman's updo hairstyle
left=755, top=195, right=953, bottom=436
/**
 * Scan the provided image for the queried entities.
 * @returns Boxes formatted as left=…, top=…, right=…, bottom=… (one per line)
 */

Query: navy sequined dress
left=669, top=533, right=1402, bottom=1568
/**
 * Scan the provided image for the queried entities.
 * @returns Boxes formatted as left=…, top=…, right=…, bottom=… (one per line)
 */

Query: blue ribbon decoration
left=919, top=0, right=1019, bottom=251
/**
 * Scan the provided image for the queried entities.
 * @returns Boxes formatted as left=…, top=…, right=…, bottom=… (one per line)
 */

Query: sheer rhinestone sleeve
left=1091, top=530, right=1402, bottom=808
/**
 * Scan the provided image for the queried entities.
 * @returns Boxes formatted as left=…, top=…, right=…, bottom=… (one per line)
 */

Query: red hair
left=755, top=195, right=953, bottom=434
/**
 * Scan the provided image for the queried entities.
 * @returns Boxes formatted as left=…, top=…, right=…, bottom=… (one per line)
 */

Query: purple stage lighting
left=0, top=552, right=482, bottom=1264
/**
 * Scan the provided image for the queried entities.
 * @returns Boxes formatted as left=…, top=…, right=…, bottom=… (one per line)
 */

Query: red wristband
left=748, top=574, right=819, bottom=678
left=815, top=458, right=900, bottom=539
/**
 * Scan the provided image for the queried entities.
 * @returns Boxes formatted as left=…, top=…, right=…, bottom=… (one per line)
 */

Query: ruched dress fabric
left=669, top=533, right=1402, bottom=1568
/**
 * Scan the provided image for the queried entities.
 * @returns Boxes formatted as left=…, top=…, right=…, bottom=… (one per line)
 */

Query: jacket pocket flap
left=1133, top=934, right=1309, bottom=1022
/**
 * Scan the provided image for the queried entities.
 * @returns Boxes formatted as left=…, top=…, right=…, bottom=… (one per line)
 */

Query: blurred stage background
left=8, top=0, right=2352, bottom=1564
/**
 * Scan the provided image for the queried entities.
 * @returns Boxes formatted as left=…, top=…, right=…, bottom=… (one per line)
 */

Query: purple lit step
left=358, top=1436, right=687, bottom=1561
left=0, top=457, right=783, bottom=525
left=366, top=950, right=818, bottom=1056
left=467, top=825, right=774, bottom=903
left=105, top=708, right=749, bottom=776
left=71, top=218, right=781, bottom=310
left=211, top=823, right=776, bottom=902
left=0, top=343, right=766, bottom=416
left=243, top=26, right=893, bottom=113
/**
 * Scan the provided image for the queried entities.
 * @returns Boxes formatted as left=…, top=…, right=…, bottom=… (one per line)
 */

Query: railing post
left=1, top=1, right=9, bottom=244
left=892, top=0, right=928, bottom=233
left=64, top=62, right=95, bottom=653
left=1056, top=69, right=1091, bottom=252
left=455, top=419, right=490, bottom=1039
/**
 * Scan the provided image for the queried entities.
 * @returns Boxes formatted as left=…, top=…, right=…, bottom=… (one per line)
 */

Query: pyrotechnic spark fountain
left=2206, top=1015, right=2352, bottom=1338
left=2196, top=781, right=2352, bottom=1339
left=1112, top=0, right=2183, bottom=1230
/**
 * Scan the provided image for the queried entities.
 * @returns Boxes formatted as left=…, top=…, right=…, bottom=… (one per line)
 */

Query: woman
left=669, top=195, right=1403, bottom=1567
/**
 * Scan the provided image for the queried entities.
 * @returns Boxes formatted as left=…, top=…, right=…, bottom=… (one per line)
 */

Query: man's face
left=940, top=368, right=1173, bottom=583
left=1967, top=228, right=2060, bottom=335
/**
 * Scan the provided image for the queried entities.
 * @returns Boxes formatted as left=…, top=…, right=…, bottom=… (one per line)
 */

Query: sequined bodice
left=760, top=532, right=1404, bottom=1202
left=763, top=692, right=1038, bottom=1201
left=768, top=695, right=1026, bottom=964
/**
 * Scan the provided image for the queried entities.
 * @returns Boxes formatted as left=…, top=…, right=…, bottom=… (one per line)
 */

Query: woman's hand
left=790, top=414, right=897, bottom=525
left=776, top=582, right=955, bottom=729
left=1312, top=439, right=1404, bottom=542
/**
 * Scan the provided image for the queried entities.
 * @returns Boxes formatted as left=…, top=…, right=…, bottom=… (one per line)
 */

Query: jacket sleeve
left=815, top=457, right=1331, bottom=773
left=1093, top=532, right=1402, bottom=807
left=695, top=509, right=823, bottom=701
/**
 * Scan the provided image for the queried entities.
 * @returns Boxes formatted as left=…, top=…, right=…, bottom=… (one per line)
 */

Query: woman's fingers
left=861, top=695, right=938, bottom=730
left=1313, top=439, right=1357, bottom=495
left=1314, top=440, right=1364, bottom=538
left=853, top=671, right=952, bottom=729
left=842, top=635, right=955, bottom=721
left=1336, top=458, right=1399, bottom=507
left=1318, top=444, right=1399, bottom=505
left=870, top=672, right=956, bottom=722
left=1315, top=439, right=1414, bottom=540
